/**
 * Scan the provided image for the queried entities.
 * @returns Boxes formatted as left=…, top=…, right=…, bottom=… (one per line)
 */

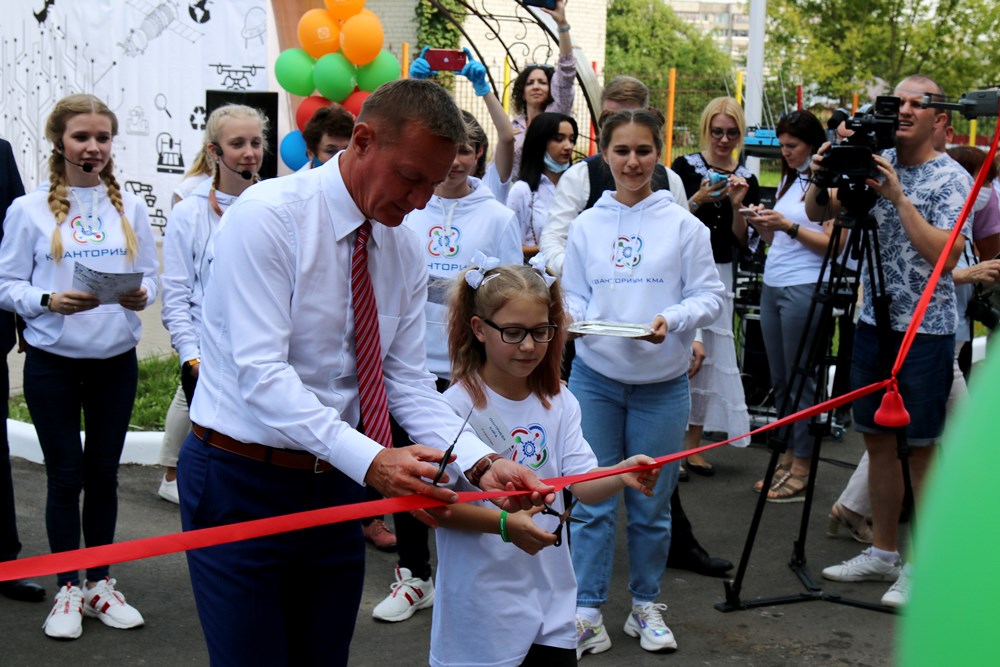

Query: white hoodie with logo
left=562, top=189, right=724, bottom=384
left=402, top=177, right=521, bottom=379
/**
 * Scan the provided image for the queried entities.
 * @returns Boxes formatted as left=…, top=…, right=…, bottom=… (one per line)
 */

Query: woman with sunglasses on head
left=744, top=109, right=847, bottom=502
left=671, top=97, right=757, bottom=476
left=0, top=93, right=158, bottom=640
left=507, top=111, right=578, bottom=261
left=508, top=0, right=576, bottom=181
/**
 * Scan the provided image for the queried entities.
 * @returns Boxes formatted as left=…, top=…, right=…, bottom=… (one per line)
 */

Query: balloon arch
left=274, top=0, right=601, bottom=170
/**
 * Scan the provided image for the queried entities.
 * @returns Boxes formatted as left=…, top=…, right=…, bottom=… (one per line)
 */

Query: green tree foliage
left=605, top=0, right=734, bottom=97
left=768, top=0, right=1000, bottom=104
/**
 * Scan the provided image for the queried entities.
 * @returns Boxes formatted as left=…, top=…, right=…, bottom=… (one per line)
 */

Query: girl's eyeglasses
left=710, top=127, right=742, bottom=140
left=481, top=318, right=558, bottom=344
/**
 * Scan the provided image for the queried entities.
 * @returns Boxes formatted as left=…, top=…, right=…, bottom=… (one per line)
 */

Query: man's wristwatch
left=465, top=453, right=502, bottom=488
left=689, top=198, right=700, bottom=212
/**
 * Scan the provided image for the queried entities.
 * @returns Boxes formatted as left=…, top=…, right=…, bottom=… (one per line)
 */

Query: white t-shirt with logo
left=430, top=383, right=597, bottom=667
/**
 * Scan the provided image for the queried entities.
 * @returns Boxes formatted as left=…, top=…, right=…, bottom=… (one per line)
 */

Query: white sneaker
left=623, top=601, right=678, bottom=652
left=371, top=566, right=434, bottom=622
left=881, top=563, right=912, bottom=608
left=83, top=578, right=144, bottom=629
left=822, top=549, right=900, bottom=582
left=158, top=475, right=179, bottom=504
left=43, top=584, right=84, bottom=639
left=576, top=614, right=612, bottom=659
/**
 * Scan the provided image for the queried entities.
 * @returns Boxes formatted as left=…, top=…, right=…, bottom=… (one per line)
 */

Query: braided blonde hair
left=45, top=94, right=138, bottom=261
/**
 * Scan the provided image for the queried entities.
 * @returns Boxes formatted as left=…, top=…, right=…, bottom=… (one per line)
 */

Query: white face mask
left=796, top=159, right=811, bottom=173
left=544, top=152, right=571, bottom=174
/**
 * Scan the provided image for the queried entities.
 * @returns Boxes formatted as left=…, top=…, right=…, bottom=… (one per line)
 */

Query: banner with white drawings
left=1, top=0, right=268, bottom=234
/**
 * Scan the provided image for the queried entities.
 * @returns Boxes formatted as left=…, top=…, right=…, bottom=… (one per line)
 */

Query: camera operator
left=806, top=75, right=972, bottom=608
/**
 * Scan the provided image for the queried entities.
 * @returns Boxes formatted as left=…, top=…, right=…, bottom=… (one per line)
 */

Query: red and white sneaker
left=83, top=578, right=144, bottom=629
left=43, top=584, right=84, bottom=639
left=372, top=566, right=434, bottom=622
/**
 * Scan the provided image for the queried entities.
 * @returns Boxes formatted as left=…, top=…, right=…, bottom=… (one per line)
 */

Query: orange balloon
left=340, top=11, right=383, bottom=66
left=323, top=0, right=365, bottom=21
left=297, top=9, right=341, bottom=59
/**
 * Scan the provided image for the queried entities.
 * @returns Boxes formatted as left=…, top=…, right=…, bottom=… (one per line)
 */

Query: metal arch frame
left=423, top=0, right=601, bottom=132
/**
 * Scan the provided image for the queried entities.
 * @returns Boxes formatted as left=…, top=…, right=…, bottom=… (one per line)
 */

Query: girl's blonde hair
left=204, top=104, right=269, bottom=191
left=46, top=93, right=137, bottom=262
left=698, top=96, right=746, bottom=154
left=448, top=263, right=566, bottom=409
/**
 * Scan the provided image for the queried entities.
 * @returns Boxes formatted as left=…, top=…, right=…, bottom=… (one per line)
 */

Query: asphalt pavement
left=2, top=430, right=896, bottom=666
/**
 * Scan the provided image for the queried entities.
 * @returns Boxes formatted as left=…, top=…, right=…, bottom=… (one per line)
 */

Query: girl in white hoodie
left=0, top=94, right=158, bottom=640
left=156, top=104, right=267, bottom=504
left=561, top=109, right=725, bottom=656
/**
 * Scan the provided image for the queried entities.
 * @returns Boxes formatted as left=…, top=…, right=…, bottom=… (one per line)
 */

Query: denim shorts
left=850, top=321, right=954, bottom=445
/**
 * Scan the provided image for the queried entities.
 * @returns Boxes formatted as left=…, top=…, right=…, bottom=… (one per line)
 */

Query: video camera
left=813, top=96, right=901, bottom=189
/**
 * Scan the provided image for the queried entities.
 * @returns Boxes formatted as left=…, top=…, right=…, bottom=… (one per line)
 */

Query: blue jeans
left=568, top=359, right=687, bottom=607
left=23, top=346, right=137, bottom=586
left=760, top=283, right=821, bottom=459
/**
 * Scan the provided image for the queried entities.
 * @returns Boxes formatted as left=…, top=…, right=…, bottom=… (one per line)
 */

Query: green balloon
left=313, top=53, right=356, bottom=103
left=274, top=48, right=316, bottom=97
left=898, top=345, right=999, bottom=664
left=356, top=50, right=401, bottom=92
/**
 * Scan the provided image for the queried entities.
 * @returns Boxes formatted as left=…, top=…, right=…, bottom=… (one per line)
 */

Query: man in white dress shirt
left=177, top=79, right=555, bottom=666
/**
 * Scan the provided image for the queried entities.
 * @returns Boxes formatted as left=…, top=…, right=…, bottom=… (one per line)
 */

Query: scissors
left=432, top=406, right=475, bottom=486
left=541, top=498, right=585, bottom=547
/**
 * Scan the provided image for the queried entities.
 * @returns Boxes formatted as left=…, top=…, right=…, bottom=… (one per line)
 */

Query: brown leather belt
left=192, top=424, right=334, bottom=473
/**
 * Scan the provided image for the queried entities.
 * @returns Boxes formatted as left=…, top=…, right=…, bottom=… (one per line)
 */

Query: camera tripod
left=716, top=182, right=913, bottom=615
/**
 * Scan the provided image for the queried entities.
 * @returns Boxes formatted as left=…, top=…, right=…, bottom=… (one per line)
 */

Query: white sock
left=867, top=546, right=900, bottom=564
left=576, top=606, right=601, bottom=624
left=632, top=597, right=653, bottom=610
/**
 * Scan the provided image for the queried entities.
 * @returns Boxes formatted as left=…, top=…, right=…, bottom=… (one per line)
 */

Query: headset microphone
left=213, top=142, right=253, bottom=180
left=56, top=142, right=94, bottom=173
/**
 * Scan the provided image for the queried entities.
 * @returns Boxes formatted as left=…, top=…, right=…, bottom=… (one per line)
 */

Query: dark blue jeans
left=179, top=432, right=365, bottom=667
left=23, top=346, right=137, bottom=586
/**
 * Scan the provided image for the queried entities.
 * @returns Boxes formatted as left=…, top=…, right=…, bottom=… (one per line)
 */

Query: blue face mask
left=544, top=152, right=570, bottom=174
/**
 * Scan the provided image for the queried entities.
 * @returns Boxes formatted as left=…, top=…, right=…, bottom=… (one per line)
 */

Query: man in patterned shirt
left=806, top=75, right=972, bottom=608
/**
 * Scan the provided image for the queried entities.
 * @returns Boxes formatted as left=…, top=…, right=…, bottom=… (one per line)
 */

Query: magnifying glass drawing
left=154, top=93, right=172, bottom=119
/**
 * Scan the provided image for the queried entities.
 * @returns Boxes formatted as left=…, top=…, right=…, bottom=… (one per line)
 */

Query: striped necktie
left=351, top=220, right=392, bottom=448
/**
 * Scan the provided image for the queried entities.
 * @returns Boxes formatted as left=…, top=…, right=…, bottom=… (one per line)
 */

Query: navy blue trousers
left=23, top=346, right=137, bottom=586
left=179, top=432, right=365, bottom=667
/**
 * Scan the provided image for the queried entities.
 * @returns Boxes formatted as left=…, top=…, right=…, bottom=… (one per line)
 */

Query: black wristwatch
left=40, top=293, right=52, bottom=310
left=787, top=224, right=800, bottom=239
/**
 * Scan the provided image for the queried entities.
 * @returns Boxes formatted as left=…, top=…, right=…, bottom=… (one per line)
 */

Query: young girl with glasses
left=562, top=109, right=725, bottom=656
left=429, top=259, right=659, bottom=667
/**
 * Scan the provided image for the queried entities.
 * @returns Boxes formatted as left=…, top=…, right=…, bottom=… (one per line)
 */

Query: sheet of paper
left=470, top=407, right=514, bottom=456
left=72, top=263, right=143, bottom=305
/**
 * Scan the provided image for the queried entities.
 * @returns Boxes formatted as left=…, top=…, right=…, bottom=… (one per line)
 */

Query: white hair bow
left=465, top=251, right=502, bottom=289
left=528, top=253, right=557, bottom=288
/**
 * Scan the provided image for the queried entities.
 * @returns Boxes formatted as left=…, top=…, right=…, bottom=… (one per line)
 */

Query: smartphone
left=739, top=208, right=758, bottom=218
left=707, top=171, right=728, bottom=197
left=521, top=0, right=558, bottom=9
left=424, top=49, right=467, bottom=72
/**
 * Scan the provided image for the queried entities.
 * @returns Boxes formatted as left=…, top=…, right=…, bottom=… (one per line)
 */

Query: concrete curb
left=8, top=419, right=163, bottom=465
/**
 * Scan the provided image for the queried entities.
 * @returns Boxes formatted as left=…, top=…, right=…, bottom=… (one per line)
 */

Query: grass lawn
left=8, top=354, right=179, bottom=431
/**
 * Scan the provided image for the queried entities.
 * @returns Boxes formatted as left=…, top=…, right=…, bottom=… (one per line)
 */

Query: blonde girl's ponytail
left=102, top=162, right=139, bottom=259
left=46, top=151, right=71, bottom=261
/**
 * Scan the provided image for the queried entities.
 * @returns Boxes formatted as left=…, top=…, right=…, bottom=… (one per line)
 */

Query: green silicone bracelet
left=499, top=510, right=510, bottom=543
